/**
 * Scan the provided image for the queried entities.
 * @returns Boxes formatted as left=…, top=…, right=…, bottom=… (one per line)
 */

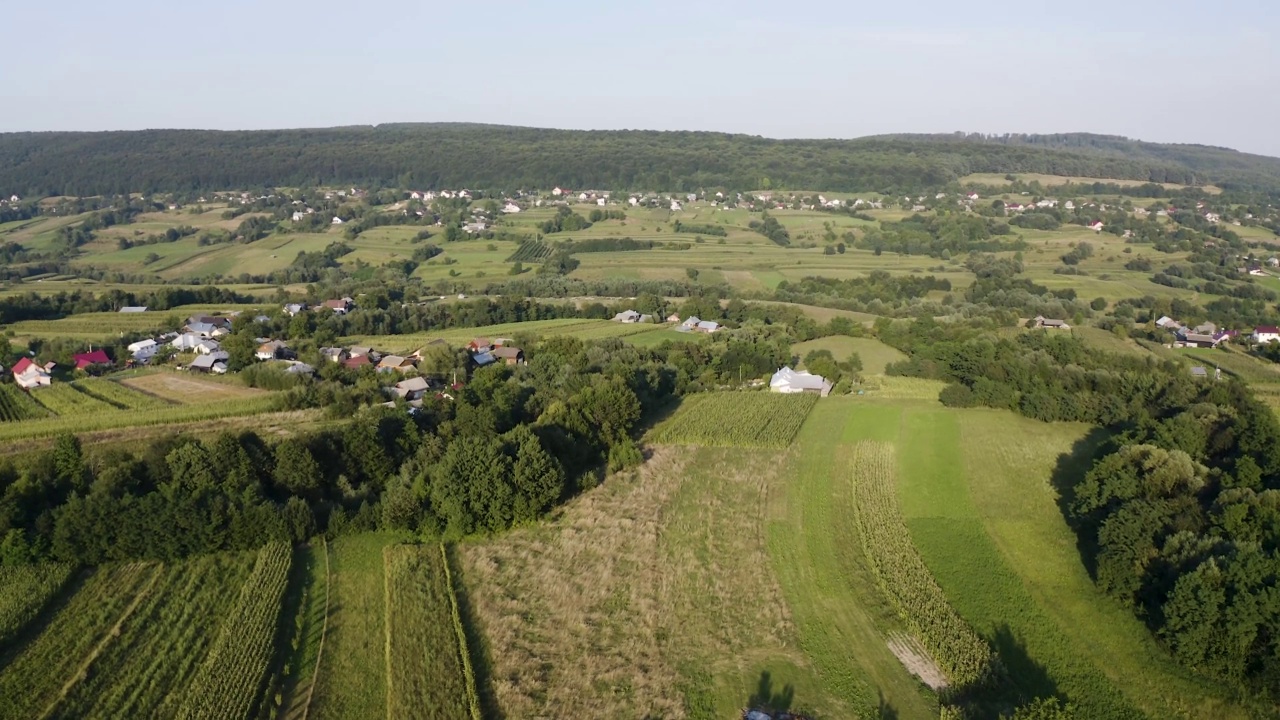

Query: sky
left=4, top=0, right=1279, bottom=157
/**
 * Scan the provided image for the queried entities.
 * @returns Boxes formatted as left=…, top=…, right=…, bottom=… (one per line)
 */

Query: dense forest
left=3, top=125, right=1280, bottom=196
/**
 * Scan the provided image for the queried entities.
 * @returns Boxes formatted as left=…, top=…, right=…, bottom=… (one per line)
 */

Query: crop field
left=1178, top=346, right=1280, bottom=384
left=343, top=318, right=675, bottom=353
left=856, top=375, right=948, bottom=399
left=32, top=383, right=122, bottom=416
left=648, top=392, right=818, bottom=448
left=118, top=371, right=267, bottom=403
left=71, top=378, right=173, bottom=409
left=0, top=562, right=162, bottom=719
left=177, top=543, right=292, bottom=720
left=848, top=440, right=993, bottom=689
left=0, top=383, right=51, bottom=421
left=52, top=552, right=257, bottom=719
left=0, top=562, right=75, bottom=647
left=4, top=304, right=265, bottom=342
left=384, top=544, right=476, bottom=720
left=790, top=335, right=906, bottom=374
left=308, top=533, right=400, bottom=720
left=0, top=394, right=281, bottom=442
left=1070, top=326, right=1154, bottom=359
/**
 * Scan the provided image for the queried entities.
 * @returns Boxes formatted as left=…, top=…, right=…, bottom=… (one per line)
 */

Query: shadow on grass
left=1048, top=426, right=1112, bottom=580
left=444, top=543, right=504, bottom=720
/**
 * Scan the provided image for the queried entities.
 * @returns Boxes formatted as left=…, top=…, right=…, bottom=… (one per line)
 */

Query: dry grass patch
left=119, top=372, right=266, bottom=403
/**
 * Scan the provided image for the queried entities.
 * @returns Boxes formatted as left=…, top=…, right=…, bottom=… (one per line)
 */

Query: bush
left=939, top=383, right=977, bottom=407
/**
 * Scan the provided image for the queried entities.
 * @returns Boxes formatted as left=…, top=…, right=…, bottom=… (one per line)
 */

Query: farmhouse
left=255, top=340, right=291, bottom=361
left=127, top=339, right=158, bottom=362
left=1180, top=333, right=1222, bottom=349
left=12, top=358, right=54, bottom=389
left=613, top=310, right=642, bottom=323
left=342, top=354, right=372, bottom=370
left=1253, top=326, right=1280, bottom=344
left=320, top=347, right=349, bottom=363
left=73, top=349, right=112, bottom=371
left=468, top=338, right=493, bottom=352
left=492, top=346, right=525, bottom=366
left=283, top=302, right=308, bottom=316
left=666, top=313, right=681, bottom=323
left=770, top=367, right=831, bottom=396
left=377, top=355, right=416, bottom=373
left=503, top=202, right=521, bottom=213
left=1034, top=316, right=1071, bottom=330
left=322, top=298, right=353, bottom=314
left=189, top=351, right=229, bottom=374
left=1155, top=315, right=1182, bottom=330
left=171, top=333, right=207, bottom=352
left=392, top=376, right=431, bottom=402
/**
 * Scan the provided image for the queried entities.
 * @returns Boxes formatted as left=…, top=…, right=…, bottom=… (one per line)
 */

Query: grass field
left=5, top=304, right=266, bottom=342
left=309, top=533, right=402, bottom=720
left=118, top=371, right=267, bottom=403
left=791, top=335, right=906, bottom=374
left=648, top=392, right=818, bottom=448
left=342, top=318, right=677, bottom=353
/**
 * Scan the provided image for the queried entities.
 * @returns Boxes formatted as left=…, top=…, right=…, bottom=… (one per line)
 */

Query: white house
left=12, top=358, right=53, bottom=389
left=967, top=192, right=980, bottom=201
left=670, top=200, right=683, bottom=212
left=552, top=187, right=564, bottom=196
left=613, top=310, right=642, bottom=323
left=629, top=196, right=639, bottom=207
left=770, top=367, right=831, bottom=396
left=194, top=339, right=222, bottom=355
left=597, top=198, right=607, bottom=206
left=1089, top=221, right=1105, bottom=232
left=171, top=333, right=206, bottom=351
left=127, top=339, right=158, bottom=361
left=331, top=216, right=344, bottom=225
left=502, top=202, right=521, bottom=213
left=9, top=195, right=19, bottom=203
left=578, top=192, right=589, bottom=202
left=687, top=193, right=697, bottom=203
left=1253, top=326, right=1280, bottom=344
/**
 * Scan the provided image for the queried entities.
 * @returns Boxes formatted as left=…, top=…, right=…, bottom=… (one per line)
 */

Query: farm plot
left=309, top=534, right=400, bottom=720
left=117, top=372, right=267, bottom=404
left=648, top=392, right=818, bottom=448
left=51, top=552, right=257, bottom=720
left=0, top=383, right=50, bottom=421
left=0, top=562, right=162, bottom=719
left=177, top=543, right=293, bottom=720
left=384, top=545, right=477, bottom=720
left=505, top=239, right=554, bottom=263
left=71, top=379, right=173, bottom=409
left=31, top=384, right=122, bottom=417
left=0, top=395, right=280, bottom=442
left=0, top=562, right=76, bottom=647
left=847, top=441, right=994, bottom=689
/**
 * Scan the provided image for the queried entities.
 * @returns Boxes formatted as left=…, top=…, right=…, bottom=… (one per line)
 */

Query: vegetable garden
left=0, top=384, right=49, bottom=421
left=31, top=384, right=120, bottom=417
left=71, top=379, right=172, bottom=410
left=505, top=239, right=554, bottom=263
left=649, top=392, right=818, bottom=448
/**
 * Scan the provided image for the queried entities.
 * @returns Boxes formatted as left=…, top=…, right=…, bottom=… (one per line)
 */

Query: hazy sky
left=5, top=0, right=1278, bottom=156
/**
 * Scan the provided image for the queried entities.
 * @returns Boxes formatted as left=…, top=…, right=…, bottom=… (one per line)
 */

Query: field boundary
left=300, top=538, right=331, bottom=720
left=441, top=543, right=482, bottom=720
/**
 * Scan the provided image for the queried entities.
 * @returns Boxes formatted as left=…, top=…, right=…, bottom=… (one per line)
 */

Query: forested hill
left=3, top=124, right=1280, bottom=196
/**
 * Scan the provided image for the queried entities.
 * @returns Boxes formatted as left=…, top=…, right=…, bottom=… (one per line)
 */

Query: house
left=471, top=350, right=496, bottom=367
left=118, top=306, right=148, bottom=313
left=1089, top=221, right=1105, bottom=232
left=629, top=196, right=640, bottom=207
left=966, top=192, right=980, bottom=201
left=1034, top=316, right=1071, bottom=330
left=695, top=320, right=720, bottom=333
left=283, top=302, right=308, bottom=316
left=12, top=358, right=54, bottom=389
left=468, top=338, right=493, bottom=352
left=670, top=200, right=683, bottom=212
left=171, top=333, right=206, bottom=351
left=322, top=298, right=353, bottom=314
left=320, top=347, right=349, bottom=363
left=1155, top=316, right=1182, bottom=330
left=687, top=193, right=697, bottom=203
left=256, top=340, right=290, bottom=361
left=331, top=217, right=344, bottom=225
left=189, top=351, right=229, bottom=373
left=1268, top=258, right=1280, bottom=268
left=1181, top=333, right=1222, bottom=348
left=597, top=198, right=607, bottom=206
left=1253, top=326, right=1280, bottom=344
left=127, top=339, right=158, bottom=361
left=770, top=367, right=831, bottom=396
left=492, top=346, right=525, bottom=366
left=613, top=310, right=642, bottom=323
left=282, top=361, right=314, bottom=376
left=464, top=222, right=488, bottom=234
left=194, top=339, right=222, bottom=355
left=678, top=316, right=701, bottom=332
left=292, top=211, right=304, bottom=222
left=392, top=376, right=431, bottom=401
left=9, top=194, right=19, bottom=203
left=342, top=354, right=372, bottom=370
left=1192, top=322, right=1218, bottom=335
left=666, top=313, right=681, bottom=323
left=552, top=187, right=564, bottom=196
left=186, top=315, right=231, bottom=335
left=503, top=202, right=521, bottom=214
left=377, top=355, right=416, bottom=372
left=73, top=349, right=112, bottom=371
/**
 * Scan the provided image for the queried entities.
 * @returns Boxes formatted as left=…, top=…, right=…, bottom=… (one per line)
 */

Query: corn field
left=175, top=543, right=293, bottom=720
left=0, top=562, right=75, bottom=647
left=848, top=441, right=997, bottom=689
left=0, top=562, right=161, bottom=719
left=53, top=552, right=257, bottom=719
left=0, top=394, right=281, bottom=442
left=649, top=392, right=818, bottom=448
left=0, top=384, right=49, bottom=421
left=31, top=384, right=121, bottom=417
left=384, top=544, right=477, bottom=720
left=71, top=379, right=172, bottom=410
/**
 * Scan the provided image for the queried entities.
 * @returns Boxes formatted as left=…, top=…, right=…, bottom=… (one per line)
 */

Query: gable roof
left=343, top=355, right=372, bottom=369
left=190, top=351, right=230, bottom=369
left=492, top=346, right=523, bottom=359
left=12, top=357, right=34, bottom=374
left=74, top=349, right=111, bottom=369
left=1256, top=326, right=1280, bottom=334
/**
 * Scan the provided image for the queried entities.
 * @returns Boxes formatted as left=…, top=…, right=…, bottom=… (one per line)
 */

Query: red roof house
left=74, top=349, right=112, bottom=370
left=12, top=357, right=34, bottom=375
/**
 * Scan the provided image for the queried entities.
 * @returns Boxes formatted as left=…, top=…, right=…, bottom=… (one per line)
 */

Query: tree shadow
left=878, top=689, right=899, bottom=720
left=1048, top=426, right=1112, bottom=580
left=991, top=623, right=1058, bottom=702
